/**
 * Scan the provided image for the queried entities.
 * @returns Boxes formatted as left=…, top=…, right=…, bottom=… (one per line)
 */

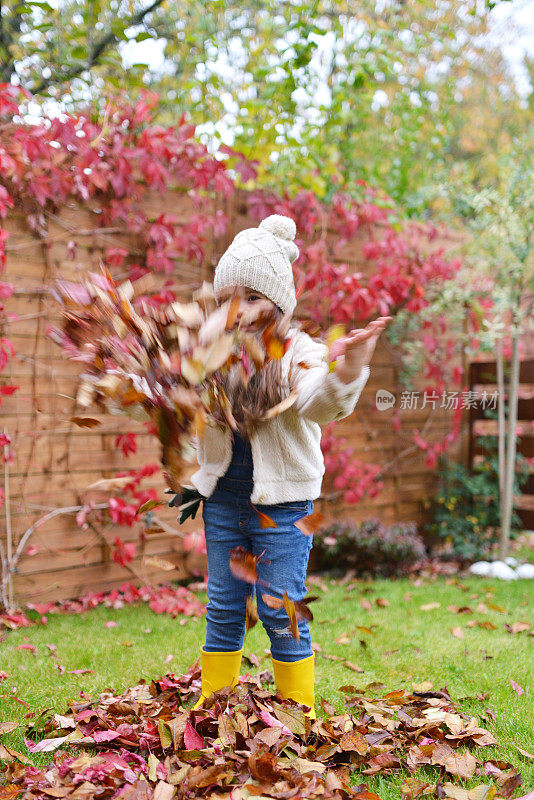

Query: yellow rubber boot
left=271, top=653, right=316, bottom=719
left=192, top=646, right=243, bottom=710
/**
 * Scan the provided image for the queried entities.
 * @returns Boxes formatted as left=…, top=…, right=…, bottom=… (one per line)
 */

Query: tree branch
left=30, top=0, right=166, bottom=95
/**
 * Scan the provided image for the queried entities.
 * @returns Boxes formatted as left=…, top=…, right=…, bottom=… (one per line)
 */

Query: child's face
left=221, top=285, right=277, bottom=313
left=243, top=287, right=276, bottom=310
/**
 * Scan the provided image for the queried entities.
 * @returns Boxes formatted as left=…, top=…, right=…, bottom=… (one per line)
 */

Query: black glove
left=164, top=485, right=205, bottom=524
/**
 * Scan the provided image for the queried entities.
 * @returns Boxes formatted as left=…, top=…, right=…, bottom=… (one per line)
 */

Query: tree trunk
left=499, top=332, right=520, bottom=560
left=495, top=337, right=506, bottom=532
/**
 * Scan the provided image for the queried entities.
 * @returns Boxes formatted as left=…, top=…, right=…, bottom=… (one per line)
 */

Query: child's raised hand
left=333, top=316, right=392, bottom=383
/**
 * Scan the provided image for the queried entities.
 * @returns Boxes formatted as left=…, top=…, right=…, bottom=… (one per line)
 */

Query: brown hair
left=221, top=305, right=285, bottom=438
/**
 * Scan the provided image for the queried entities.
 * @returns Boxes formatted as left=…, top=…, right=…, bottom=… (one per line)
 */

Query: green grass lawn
left=1, top=574, right=533, bottom=797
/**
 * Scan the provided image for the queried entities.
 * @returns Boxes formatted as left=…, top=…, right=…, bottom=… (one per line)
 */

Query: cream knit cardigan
left=191, top=327, right=371, bottom=504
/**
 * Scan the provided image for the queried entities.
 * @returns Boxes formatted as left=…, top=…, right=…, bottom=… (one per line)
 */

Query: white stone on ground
left=469, top=559, right=534, bottom=579
left=516, top=563, right=534, bottom=579
left=488, top=561, right=518, bottom=580
left=469, top=561, right=492, bottom=576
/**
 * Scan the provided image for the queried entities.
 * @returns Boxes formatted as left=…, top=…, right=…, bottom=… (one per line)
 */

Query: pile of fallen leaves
left=48, top=268, right=293, bottom=492
left=0, top=582, right=205, bottom=634
left=1, top=663, right=524, bottom=799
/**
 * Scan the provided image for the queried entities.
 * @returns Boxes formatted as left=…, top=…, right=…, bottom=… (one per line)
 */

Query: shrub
left=312, top=517, right=427, bottom=577
left=423, top=435, right=529, bottom=562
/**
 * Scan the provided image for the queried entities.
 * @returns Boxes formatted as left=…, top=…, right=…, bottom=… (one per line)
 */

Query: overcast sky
left=484, top=0, right=534, bottom=97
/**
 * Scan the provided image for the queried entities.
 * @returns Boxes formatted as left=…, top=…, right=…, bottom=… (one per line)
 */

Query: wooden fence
left=1, top=186, right=476, bottom=604
left=468, top=359, right=534, bottom=530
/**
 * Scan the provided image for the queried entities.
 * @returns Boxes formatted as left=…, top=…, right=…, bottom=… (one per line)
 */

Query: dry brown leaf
left=505, top=621, right=531, bottom=634
left=261, top=389, right=299, bottom=421
left=225, top=294, right=241, bottom=329
left=344, top=662, right=364, bottom=673
left=0, top=721, right=18, bottom=735
left=246, top=596, right=259, bottom=631
left=85, top=476, right=134, bottom=492
left=442, top=783, right=497, bottom=799
left=69, top=416, right=101, bottom=428
left=441, top=750, right=477, bottom=779
left=254, top=508, right=277, bottom=529
left=515, top=745, right=534, bottom=760
left=204, top=334, right=235, bottom=374
left=283, top=591, right=300, bottom=640
left=143, top=556, right=175, bottom=572
left=262, top=593, right=284, bottom=610
left=295, top=511, right=325, bottom=536
left=0, top=786, right=22, bottom=800
left=136, top=499, right=162, bottom=514
left=229, top=546, right=260, bottom=584
left=5, top=657, right=515, bottom=800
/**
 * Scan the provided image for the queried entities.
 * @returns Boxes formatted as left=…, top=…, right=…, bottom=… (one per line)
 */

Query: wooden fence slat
left=13, top=555, right=192, bottom=603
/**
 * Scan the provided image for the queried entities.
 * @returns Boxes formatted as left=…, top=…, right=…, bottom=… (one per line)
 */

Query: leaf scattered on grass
left=514, top=745, right=534, bottom=760
left=5, top=664, right=521, bottom=799
left=0, top=582, right=205, bottom=631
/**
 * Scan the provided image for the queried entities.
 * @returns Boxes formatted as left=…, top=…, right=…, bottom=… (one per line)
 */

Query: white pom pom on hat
left=213, top=213, right=299, bottom=314
left=258, top=214, right=296, bottom=240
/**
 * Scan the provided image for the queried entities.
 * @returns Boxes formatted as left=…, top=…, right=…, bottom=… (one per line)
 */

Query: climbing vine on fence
left=0, top=84, right=477, bottom=601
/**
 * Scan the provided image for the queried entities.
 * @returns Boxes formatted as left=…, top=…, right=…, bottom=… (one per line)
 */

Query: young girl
left=190, top=214, right=390, bottom=717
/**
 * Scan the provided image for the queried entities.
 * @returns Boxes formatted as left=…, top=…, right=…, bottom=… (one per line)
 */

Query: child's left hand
left=333, top=316, right=392, bottom=383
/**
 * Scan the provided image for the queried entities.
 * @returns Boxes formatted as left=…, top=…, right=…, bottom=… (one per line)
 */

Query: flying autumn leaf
left=143, top=556, right=175, bottom=572
left=49, top=271, right=295, bottom=494
left=293, top=596, right=318, bottom=621
left=246, top=596, right=259, bottom=631
left=283, top=591, right=300, bottom=640
left=85, top=476, right=134, bottom=492
left=229, top=546, right=262, bottom=584
left=262, top=593, right=318, bottom=623
left=136, top=498, right=162, bottom=514
left=225, top=293, right=241, bottom=330
left=69, top=416, right=101, bottom=428
left=260, top=389, right=299, bottom=421
left=253, top=508, right=277, bottom=529
left=295, top=511, right=325, bottom=536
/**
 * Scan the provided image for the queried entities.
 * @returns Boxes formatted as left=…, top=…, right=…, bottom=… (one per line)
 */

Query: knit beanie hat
left=213, top=214, right=299, bottom=315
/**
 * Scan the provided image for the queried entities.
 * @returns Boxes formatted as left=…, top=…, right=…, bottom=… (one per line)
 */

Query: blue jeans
left=202, top=432, right=314, bottom=661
